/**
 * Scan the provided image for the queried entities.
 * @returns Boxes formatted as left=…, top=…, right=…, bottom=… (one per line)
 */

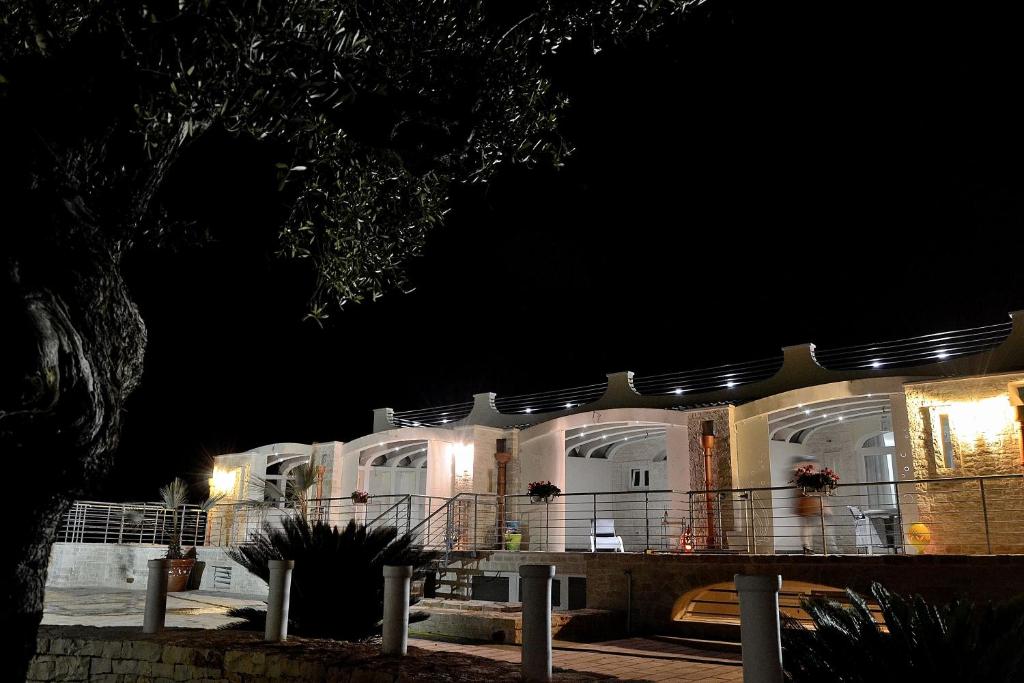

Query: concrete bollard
left=143, top=559, right=169, bottom=634
left=520, top=564, right=555, bottom=682
left=735, top=574, right=784, bottom=683
left=265, top=559, right=295, bottom=642
left=382, top=565, right=414, bottom=656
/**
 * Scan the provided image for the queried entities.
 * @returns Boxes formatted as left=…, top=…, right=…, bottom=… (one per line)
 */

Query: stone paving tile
left=44, top=588, right=745, bottom=681
left=409, top=637, right=743, bottom=681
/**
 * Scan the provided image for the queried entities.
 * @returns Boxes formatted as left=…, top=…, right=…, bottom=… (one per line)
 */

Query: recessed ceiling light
left=524, top=407, right=533, bottom=413
left=674, top=388, right=683, bottom=395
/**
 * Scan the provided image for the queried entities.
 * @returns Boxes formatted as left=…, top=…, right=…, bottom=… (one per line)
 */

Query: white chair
left=847, top=505, right=877, bottom=554
left=590, top=518, right=625, bottom=552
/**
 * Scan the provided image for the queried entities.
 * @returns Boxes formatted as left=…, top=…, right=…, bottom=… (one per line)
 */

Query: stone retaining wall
left=28, top=625, right=558, bottom=683
left=46, top=544, right=267, bottom=597
left=466, top=551, right=1024, bottom=632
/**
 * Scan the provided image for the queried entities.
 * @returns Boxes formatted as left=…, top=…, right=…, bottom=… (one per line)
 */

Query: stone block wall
left=469, top=551, right=1024, bottom=634
left=687, top=408, right=738, bottom=547
left=904, top=374, right=1024, bottom=553
left=28, top=625, right=534, bottom=682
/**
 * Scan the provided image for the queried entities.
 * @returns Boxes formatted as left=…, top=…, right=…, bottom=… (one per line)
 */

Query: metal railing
left=58, top=473, right=1024, bottom=556
left=814, top=321, right=1013, bottom=371
left=400, top=474, right=1024, bottom=556
left=203, top=494, right=450, bottom=546
left=58, top=501, right=209, bottom=546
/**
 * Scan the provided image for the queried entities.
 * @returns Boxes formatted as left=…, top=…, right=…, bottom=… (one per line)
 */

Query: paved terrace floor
left=42, top=588, right=742, bottom=681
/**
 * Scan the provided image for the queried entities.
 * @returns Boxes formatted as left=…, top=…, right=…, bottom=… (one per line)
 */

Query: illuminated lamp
left=906, top=522, right=932, bottom=553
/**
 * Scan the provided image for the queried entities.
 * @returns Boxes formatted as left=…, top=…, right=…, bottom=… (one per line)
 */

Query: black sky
left=100, top=1, right=1024, bottom=499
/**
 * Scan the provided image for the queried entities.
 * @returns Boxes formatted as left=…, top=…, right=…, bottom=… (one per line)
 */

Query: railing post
left=894, top=481, right=904, bottom=554
left=818, top=497, right=827, bottom=556
left=383, top=565, right=413, bottom=656
left=104, top=505, right=112, bottom=544
left=143, top=559, right=169, bottom=634
left=520, top=564, right=555, bottom=682
left=474, top=494, right=479, bottom=551
left=743, top=492, right=753, bottom=554
left=716, top=493, right=724, bottom=549
left=735, top=574, right=784, bottom=683
left=406, top=495, right=413, bottom=535
left=592, top=494, right=597, bottom=553
left=266, top=559, right=295, bottom=642
left=688, top=492, right=694, bottom=541
left=979, top=478, right=992, bottom=553
left=644, top=492, right=650, bottom=551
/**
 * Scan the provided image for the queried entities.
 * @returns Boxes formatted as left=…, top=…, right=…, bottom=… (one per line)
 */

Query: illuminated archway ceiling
left=769, top=396, right=893, bottom=443
left=359, top=439, right=428, bottom=467
left=564, top=421, right=667, bottom=459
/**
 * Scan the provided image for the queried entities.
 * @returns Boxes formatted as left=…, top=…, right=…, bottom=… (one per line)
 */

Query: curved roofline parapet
left=369, top=311, right=1024, bottom=433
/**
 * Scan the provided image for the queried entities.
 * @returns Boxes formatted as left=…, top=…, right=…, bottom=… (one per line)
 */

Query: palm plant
left=782, top=582, right=1024, bottom=682
left=227, top=517, right=437, bottom=641
left=159, top=477, right=224, bottom=559
left=259, top=462, right=323, bottom=521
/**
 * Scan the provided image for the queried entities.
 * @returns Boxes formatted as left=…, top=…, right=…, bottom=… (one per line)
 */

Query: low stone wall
left=29, top=625, right=590, bottom=682
left=411, top=599, right=621, bottom=644
left=46, top=543, right=267, bottom=597
left=466, top=551, right=1024, bottom=632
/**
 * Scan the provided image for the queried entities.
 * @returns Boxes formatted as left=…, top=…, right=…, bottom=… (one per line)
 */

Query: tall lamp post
left=701, top=420, right=717, bottom=549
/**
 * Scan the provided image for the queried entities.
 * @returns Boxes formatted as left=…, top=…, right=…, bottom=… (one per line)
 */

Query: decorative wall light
left=452, top=442, right=474, bottom=487
left=208, top=467, right=238, bottom=498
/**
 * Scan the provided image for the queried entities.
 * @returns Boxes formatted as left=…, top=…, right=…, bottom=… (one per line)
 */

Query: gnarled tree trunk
left=1, top=215, right=146, bottom=680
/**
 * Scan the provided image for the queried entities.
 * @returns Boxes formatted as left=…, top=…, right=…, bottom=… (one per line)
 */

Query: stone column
left=143, top=559, right=169, bottom=634
left=735, top=573, right=783, bottom=683
left=265, top=559, right=295, bottom=642
left=520, top=564, right=555, bottom=682
left=383, top=565, right=413, bottom=656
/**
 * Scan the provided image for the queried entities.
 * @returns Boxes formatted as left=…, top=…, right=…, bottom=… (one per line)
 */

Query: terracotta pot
left=166, top=558, right=196, bottom=592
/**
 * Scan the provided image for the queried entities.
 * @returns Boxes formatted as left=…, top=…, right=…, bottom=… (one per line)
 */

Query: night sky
left=98, top=1, right=1024, bottom=500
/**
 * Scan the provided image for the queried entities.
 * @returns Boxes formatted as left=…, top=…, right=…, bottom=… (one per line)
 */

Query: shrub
left=782, top=582, right=1024, bottom=682
left=227, top=516, right=436, bottom=641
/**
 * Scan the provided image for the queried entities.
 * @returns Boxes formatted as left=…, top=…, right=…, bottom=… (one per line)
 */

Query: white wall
left=46, top=543, right=268, bottom=597
left=561, top=438, right=671, bottom=551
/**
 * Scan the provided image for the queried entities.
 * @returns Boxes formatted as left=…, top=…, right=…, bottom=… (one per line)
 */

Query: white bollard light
left=520, top=564, right=555, bottom=682
left=735, top=573, right=784, bottom=683
left=265, top=559, right=295, bottom=642
left=143, top=559, right=169, bottom=634
left=382, top=565, right=414, bottom=656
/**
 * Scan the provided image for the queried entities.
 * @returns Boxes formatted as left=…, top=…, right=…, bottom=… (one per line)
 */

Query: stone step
left=650, top=634, right=742, bottom=654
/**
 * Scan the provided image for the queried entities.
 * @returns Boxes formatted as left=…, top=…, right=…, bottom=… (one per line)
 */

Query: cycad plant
left=227, top=516, right=437, bottom=641
left=782, top=582, right=1024, bottom=683
left=159, top=477, right=224, bottom=559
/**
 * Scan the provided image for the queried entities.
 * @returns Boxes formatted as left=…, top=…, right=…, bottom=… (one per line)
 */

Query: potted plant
left=792, top=464, right=840, bottom=496
left=159, top=478, right=223, bottom=592
left=351, top=490, right=370, bottom=504
left=527, top=481, right=561, bottom=504
left=504, top=520, right=523, bottom=551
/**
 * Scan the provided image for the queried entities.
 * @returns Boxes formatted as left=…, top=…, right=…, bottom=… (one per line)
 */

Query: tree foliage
left=782, top=582, right=1024, bottom=683
left=0, top=0, right=700, bottom=319
left=227, top=516, right=437, bottom=641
